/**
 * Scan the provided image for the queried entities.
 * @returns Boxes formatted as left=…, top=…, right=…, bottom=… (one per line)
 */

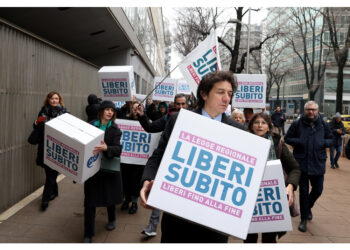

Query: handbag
left=27, top=127, right=40, bottom=145
left=100, top=155, right=120, bottom=173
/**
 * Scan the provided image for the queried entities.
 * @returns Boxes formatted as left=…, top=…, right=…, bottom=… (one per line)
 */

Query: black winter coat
left=284, top=114, right=334, bottom=175
left=138, top=113, right=168, bottom=133
left=84, top=121, right=123, bottom=207
left=328, top=118, right=345, bottom=147
left=35, top=105, right=68, bottom=167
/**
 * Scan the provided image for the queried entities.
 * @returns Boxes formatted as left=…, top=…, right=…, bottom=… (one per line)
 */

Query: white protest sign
left=176, top=79, right=192, bottom=95
left=115, top=119, right=161, bottom=165
left=179, top=30, right=221, bottom=97
left=147, top=109, right=271, bottom=239
left=232, top=74, right=266, bottom=108
left=98, top=66, right=136, bottom=102
left=113, top=101, right=126, bottom=109
left=152, top=77, right=177, bottom=102
left=44, top=113, right=105, bottom=184
left=248, top=160, right=292, bottom=233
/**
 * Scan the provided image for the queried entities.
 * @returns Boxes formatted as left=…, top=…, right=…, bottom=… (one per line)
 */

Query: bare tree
left=286, top=7, right=328, bottom=101
left=173, top=7, right=276, bottom=73
left=323, top=7, right=350, bottom=113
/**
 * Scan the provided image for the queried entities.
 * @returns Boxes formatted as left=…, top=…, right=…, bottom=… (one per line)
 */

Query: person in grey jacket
left=284, top=101, right=333, bottom=233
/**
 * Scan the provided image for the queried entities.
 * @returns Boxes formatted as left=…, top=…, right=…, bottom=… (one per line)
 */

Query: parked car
left=342, top=114, right=350, bottom=133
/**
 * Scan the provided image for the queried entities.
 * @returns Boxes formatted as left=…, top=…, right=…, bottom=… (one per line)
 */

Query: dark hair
left=43, top=91, right=64, bottom=107
left=247, top=112, right=273, bottom=134
left=196, top=71, right=237, bottom=109
left=174, top=93, right=187, bottom=103
left=97, top=100, right=117, bottom=121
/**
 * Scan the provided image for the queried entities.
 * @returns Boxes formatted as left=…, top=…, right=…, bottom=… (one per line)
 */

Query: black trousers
left=42, top=165, right=58, bottom=202
left=299, top=173, right=324, bottom=220
left=160, top=213, right=228, bottom=243
left=84, top=206, right=116, bottom=237
left=244, top=233, right=277, bottom=243
left=121, top=164, right=144, bottom=199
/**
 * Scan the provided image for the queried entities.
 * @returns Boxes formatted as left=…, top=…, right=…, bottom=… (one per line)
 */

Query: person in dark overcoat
left=85, top=94, right=101, bottom=122
left=140, top=71, right=244, bottom=243
left=120, top=101, right=145, bottom=214
left=33, top=91, right=68, bottom=211
left=83, top=100, right=123, bottom=243
left=284, top=101, right=334, bottom=233
left=244, top=112, right=301, bottom=243
left=328, top=112, right=346, bottom=168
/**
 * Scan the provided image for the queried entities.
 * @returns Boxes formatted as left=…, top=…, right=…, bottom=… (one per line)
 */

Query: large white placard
left=176, top=79, right=192, bottom=95
left=248, top=160, right=293, bottom=234
left=152, top=77, right=177, bottom=102
left=98, top=66, right=136, bottom=102
left=178, top=30, right=221, bottom=97
left=115, top=119, right=161, bottom=165
left=147, top=109, right=271, bottom=239
left=232, top=74, right=267, bottom=108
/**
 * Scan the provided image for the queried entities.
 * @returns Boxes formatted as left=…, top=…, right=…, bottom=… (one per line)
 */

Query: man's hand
left=140, top=180, right=154, bottom=209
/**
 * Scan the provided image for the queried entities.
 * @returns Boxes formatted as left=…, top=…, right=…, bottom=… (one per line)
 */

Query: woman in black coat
left=33, top=91, right=68, bottom=211
left=244, top=112, right=301, bottom=243
left=120, top=101, right=145, bottom=214
left=84, top=100, right=123, bottom=243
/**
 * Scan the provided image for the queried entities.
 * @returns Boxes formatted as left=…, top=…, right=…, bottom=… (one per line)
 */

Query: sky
left=162, top=7, right=269, bottom=79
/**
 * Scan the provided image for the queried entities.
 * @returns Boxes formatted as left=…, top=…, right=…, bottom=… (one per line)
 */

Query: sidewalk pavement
left=0, top=154, right=349, bottom=243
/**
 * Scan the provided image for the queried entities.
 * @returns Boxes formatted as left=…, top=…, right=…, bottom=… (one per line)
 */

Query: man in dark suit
left=140, top=71, right=244, bottom=243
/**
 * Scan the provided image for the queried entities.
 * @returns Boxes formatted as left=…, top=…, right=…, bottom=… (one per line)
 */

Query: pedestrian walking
left=328, top=112, right=346, bottom=169
left=140, top=71, right=244, bottom=243
left=244, top=112, right=301, bottom=243
left=120, top=101, right=145, bottom=215
left=271, top=106, right=286, bottom=136
left=135, top=93, right=189, bottom=237
left=83, top=100, right=123, bottom=243
left=284, top=101, right=334, bottom=233
left=85, top=94, right=101, bottom=122
left=32, top=91, right=68, bottom=211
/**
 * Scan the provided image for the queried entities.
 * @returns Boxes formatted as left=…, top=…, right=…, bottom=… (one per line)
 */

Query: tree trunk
left=309, top=89, right=315, bottom=100
left=336, top=65, right=344, bottom=113
left=229, top=7, right=243, bottom=73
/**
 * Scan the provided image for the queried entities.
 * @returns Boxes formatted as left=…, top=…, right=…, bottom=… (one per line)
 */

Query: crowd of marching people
left=30, top=71, right=350, bottom=243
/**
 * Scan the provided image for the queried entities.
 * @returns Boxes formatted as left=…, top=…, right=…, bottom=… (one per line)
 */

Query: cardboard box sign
left=232, top=74, right=267, bottom=109
left=98, top=66, right=136, bottom=102
left=248, top=160, right=292, bottom=234
left=147, top=109, right=271, bottom=239
left=44, top=113, right=105, bottom=184
left=152, top=77, right=177, bottom=102
left=115, top=119, right=161, bottom=165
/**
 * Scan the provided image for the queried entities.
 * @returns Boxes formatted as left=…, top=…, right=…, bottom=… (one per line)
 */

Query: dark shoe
left=141, top=222, right=157, bottom=236
left=331, top=165, right=335, bottom=169
left=298, top=220, right=307, bottom=232
left=335, top=163, right=339, bottom=168
left=308, top=209, right=313, bottom=220
left=49, top=193, right=57, bottom=201
left=121, top=200, right=130, bottom=210
left=83, top=237, right=92, bottom=243
left=41, top=201, right=48, bottom=211
left=106, top=220, right=116, bottom=231
left=129, top=202, right=138, bottom=214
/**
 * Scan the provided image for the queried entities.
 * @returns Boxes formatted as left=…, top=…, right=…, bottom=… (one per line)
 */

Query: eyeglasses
left=176, top=103, right=186, bottom=106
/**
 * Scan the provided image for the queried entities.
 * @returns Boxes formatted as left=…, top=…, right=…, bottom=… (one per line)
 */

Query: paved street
left=0, top=153, right=349, bottom=243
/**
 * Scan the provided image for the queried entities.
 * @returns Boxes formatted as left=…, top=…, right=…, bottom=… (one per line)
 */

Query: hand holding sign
left=93, top=140, right=107, bottom=155
left=136, top=103, right=145, bottom=116
left=140, top=180, right=154, bottom=209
